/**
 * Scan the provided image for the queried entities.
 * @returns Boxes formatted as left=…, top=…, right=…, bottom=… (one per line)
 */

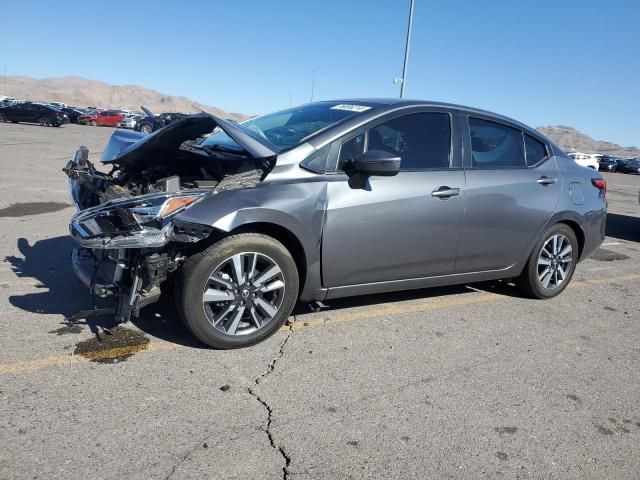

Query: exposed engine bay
left=63, top=112, right=277, bottom=324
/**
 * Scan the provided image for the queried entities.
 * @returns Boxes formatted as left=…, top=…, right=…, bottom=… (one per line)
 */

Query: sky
left=1, top=0, right=639, bottom=146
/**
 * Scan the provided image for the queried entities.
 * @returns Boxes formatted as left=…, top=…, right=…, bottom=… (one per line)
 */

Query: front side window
left=369, top=113, right=451, bottom=170
left=338, top=112, right=451, bottom=171
left=524, top=134, right=547, bottom=165
left=469, top=117, right=525, bottom=168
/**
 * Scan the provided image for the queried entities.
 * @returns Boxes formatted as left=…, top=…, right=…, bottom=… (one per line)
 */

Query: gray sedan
left=64, top=99, right=606, bottom=348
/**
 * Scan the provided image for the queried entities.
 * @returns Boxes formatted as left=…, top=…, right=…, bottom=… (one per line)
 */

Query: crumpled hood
left=101, top=113, right=277, bottom=169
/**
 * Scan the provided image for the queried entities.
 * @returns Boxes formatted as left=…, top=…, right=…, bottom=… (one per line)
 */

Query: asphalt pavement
left=1, top=123, right=639, bottom=479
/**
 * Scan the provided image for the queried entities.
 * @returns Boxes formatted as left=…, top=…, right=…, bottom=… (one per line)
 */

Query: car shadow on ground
left=606, top=213, right=640, bottom=243
left=7, top=235, right=527, bottom=348
left=6, top=236, right=203, bottom=348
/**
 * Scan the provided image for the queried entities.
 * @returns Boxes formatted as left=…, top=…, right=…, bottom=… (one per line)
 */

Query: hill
left=1, top=75, right=248, bottom=121
left=536, top=125, right=639, bottom=158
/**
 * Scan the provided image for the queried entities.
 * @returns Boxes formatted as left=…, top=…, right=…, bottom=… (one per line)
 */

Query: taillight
left=591, top=178, right=606, bottom=197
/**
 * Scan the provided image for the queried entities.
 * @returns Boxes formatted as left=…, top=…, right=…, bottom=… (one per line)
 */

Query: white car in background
left=567, top=152, right=599, bottom=170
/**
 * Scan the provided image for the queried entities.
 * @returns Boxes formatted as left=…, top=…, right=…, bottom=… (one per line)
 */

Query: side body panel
left=322, top=171, right=466, bottom=286
left=175, top=155, right=329, bottom=302
left=456, top=161, right=562, bottom=272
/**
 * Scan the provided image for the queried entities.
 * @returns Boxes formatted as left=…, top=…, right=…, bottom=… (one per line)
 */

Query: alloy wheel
left=0, top=113, right=6, bottom=122
left=141, top=124, right=152, bottom=134
left=202, top=252, right=286, bottom=336
left=537, top=234, right=572, bottom=289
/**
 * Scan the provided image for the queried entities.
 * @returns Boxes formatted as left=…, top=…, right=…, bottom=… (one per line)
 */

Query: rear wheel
left=140, top=123, right=153, bottom=134
left=517, top=224, right=578, bottom=299
left=0, top=113, right=6, bottom=122
left=90, top=120, right=97, bottom=127
left=176, top=233, right=299, bottom=349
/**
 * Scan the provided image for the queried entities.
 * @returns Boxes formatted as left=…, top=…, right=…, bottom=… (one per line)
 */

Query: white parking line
left=602, top=242, right=622, bottom=246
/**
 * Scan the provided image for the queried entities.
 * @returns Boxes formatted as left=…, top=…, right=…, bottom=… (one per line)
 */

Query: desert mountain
left=537, top=125, right=639, bottom=158
left=1, top=75, right=248, bottom=121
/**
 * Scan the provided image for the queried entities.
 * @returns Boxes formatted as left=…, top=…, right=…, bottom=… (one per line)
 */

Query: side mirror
left=353, top=149, right=401, bottom=176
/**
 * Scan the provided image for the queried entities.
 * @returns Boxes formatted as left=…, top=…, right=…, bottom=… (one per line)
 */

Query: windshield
left=200, top=101, right=373, bottom=153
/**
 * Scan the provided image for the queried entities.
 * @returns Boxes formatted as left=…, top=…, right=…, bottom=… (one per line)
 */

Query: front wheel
left=39, top=116, right=51, bottom=127
left=140, top=123, right=153, bottom=134
left=0, top=113, right=6, bottom=122
left=176, top=233, right=299, bottom=349
left=517, top=224, right=578, bottom=299
left=90, top=120, right=97, bottom=127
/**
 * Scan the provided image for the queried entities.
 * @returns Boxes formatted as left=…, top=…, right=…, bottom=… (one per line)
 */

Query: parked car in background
left=61, top=107, right=86, bottom=124
left=78, top=110, right=124, bottom=127
left=597, top=155, right=619, bottom=172
left=0, top=102, right=69, bottom=126
left=135, top=107, right=187, bottom=134
left=119, top=114, right=143, bottom=130
left=64, top=99, right=606, bottom=349
left=612, top=158, right=629, bottom=172
left=618, top=158, right=640, bottom=174
left=568, top=152, right=599, bottom=170
left=48, top=102, right=67, bottom=109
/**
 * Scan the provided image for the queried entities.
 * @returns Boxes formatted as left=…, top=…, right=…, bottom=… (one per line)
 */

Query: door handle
left=537, top=176, right=557, bottom=186
left=431, top=186, right=461, bottom=198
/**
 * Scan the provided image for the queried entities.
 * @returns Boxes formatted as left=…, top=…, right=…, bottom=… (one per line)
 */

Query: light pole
left=310, top=70, right=315, bottom=102
left=399, top=0, right=414, bottom=98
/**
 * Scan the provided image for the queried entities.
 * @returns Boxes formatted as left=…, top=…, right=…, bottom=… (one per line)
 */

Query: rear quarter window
left=524, top=134, right=548, bottom=165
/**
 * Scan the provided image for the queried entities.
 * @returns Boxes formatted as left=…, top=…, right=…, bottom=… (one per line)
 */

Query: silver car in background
left=119, top=114, right=143, bottom=129
left=63, top=99, right=607, bottom=348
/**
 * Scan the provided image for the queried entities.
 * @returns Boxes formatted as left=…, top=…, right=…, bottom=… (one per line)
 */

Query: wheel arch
left=557, top=219, right=585, bottom=260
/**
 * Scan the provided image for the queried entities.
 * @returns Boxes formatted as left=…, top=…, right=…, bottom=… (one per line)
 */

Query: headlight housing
left=70, top=193, right=205, bottom=249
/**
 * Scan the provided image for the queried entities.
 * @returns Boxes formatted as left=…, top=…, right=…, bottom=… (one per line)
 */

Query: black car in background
left=61, top=107, right=86, bottom=124
left=0, top=102, right=69, bottom=126
left=618, top=159, right=640, bottom=174
left=597, top=155, right=618, bottom=172
left=135, top=107, right=187, bottom=134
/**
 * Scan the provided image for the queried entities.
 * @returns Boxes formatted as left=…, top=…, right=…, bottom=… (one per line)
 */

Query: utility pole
left=310, top=70, right=315, bottom=102
left=400, top=0, right=414, bottom=98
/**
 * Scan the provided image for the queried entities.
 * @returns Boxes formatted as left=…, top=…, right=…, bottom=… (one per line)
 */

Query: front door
left=322, top=111, right=466, bottom=287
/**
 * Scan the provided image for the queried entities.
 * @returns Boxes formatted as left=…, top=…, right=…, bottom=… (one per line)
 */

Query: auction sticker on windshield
left=330, top=104, right=372, bottom=112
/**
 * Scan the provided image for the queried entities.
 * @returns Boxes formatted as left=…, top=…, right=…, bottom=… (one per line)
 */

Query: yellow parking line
left=292, top=292, right=500, bottom=330
left=0, top=273, right=638, bottom=375
left=0, top=342, right=174, bottom=375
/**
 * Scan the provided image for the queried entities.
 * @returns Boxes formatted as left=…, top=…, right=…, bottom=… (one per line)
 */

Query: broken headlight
left=70, top=193, right=205, bottom=248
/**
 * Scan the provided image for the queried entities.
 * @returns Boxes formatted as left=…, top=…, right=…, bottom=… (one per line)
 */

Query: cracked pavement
left=1, top=124, right=640, bottom=479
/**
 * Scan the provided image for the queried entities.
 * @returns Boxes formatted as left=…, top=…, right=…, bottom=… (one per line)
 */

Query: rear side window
left=524, top=134, right=547, bottom=165
left=469, top=117, right=525, bottom=168
left=369, top=112, right=451, bottom=170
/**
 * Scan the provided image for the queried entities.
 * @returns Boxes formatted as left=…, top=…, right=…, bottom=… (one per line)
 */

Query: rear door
left=322, top=109, right=466, bottom=287
left=456, top=115, right=561, bottom=273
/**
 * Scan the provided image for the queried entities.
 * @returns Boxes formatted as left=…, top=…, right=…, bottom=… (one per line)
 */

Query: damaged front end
left=63, top=113, right=277, bottom=323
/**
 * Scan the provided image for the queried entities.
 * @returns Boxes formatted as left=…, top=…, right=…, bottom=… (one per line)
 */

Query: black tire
left=0, top=113, right=6, bottom=122
left=90, top=120, right=97, bottom=127
left=176, top=233, right=299, bottom=349
left=140, top=123, right=153, bottom=134
left=517, top=223, right=578, bottom=299
left=39, top=117, right=51, bottom=127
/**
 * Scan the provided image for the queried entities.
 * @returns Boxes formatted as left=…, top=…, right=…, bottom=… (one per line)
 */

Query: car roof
left=305, top=98, right=548, bottom=149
